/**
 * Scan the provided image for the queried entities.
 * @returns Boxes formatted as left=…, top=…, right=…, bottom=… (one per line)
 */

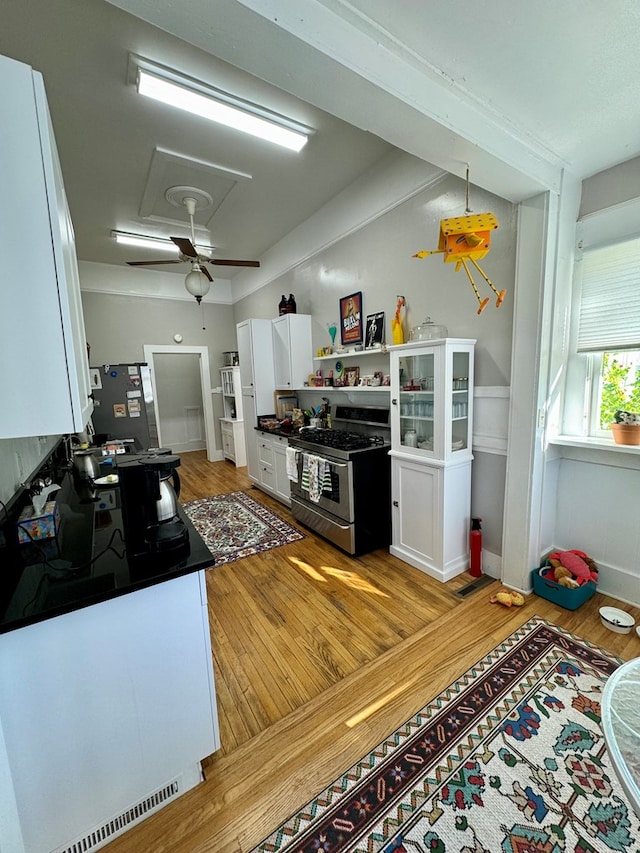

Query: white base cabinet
left=390, top=454, right=471, bottom=582
left=255, top=431, right=291, bottom=505
left=0, top=573, right=219, bottom=853
left=220, top=418, right=247, bottom=466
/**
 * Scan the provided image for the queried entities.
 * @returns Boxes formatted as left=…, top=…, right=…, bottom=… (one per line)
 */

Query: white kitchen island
left=0, top=477, right=220, bottom=853
left=0, top=569, right=219, bottom=853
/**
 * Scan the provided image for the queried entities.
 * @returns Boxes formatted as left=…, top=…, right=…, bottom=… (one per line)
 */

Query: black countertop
left=0, top=469, right=215, bottom=635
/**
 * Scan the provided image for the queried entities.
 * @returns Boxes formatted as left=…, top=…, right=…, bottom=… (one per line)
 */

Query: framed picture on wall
left=340, top=291, right=363, bottom=346
left=365, top=312, right=385, bottom=349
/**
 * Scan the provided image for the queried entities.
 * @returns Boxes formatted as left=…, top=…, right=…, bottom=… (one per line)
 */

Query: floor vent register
left=55, top=778, right=181, bottom=853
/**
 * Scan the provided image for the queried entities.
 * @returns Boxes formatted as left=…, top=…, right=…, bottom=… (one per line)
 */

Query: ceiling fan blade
left=171, top=236, right=198, bottom=258
left=209, top=259, right=261, bottom=267
left=199, top=264, right=213, bottom=282
left=127, top=259, right=182, bottom=266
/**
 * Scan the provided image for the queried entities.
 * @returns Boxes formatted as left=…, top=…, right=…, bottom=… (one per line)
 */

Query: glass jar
left=409, top=316, right=448, bottom=341
left=404, top=429, right=418, bottom=447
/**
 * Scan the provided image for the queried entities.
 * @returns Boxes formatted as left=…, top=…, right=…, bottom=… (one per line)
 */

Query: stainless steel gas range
left=288, top=405, right=391, bottom=556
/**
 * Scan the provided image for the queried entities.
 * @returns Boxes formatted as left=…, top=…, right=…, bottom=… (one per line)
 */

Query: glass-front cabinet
left=390, top=339, right=474, bottom=460
left=388, top=339, right=475, bottom=583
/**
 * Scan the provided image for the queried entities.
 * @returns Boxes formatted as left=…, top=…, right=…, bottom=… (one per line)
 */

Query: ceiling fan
left=125, top=196, right=260, bottom=302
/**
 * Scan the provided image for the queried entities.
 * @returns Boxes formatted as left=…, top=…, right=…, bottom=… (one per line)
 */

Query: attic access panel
left=139, top=147, right=252, bottom=227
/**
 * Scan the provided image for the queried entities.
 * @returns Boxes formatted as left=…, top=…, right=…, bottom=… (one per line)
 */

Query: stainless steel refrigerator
left=89, top=363, right=158, bottom=450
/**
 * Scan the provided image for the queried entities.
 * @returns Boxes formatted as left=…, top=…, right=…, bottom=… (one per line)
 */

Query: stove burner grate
left=297, top=429, right=385, bottom=451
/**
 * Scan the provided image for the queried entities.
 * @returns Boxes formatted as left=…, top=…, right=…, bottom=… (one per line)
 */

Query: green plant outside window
left=599, top=351, right=640, bottom=429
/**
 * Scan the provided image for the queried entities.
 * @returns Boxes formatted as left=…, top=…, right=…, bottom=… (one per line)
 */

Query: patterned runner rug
left=183, top=490, right=304, bottom=566
left=252, top=617, right=639, bottom=853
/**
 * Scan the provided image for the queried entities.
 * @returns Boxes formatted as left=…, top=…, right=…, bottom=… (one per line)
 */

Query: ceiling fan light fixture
left=134, top=60, right=311, bottom=153
left=184, top=265, right=210, bottom=303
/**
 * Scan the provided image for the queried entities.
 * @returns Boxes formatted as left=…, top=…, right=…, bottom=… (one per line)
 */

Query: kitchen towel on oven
left=300, top=453, right=332, bottom=502
left=286, top=446, right=299, bottom=482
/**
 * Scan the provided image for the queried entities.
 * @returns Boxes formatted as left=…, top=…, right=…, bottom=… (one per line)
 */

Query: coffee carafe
left=118, top=453, right=189, bottom=558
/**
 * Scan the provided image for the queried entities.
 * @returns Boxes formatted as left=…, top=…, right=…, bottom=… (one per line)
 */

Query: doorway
left=143, top=344, right=220, bottom=462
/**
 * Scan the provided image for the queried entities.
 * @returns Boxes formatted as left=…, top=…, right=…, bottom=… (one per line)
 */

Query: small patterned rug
left=183, top=490, right=304, bottom=566
left=252, top=617, right=639, bottom=853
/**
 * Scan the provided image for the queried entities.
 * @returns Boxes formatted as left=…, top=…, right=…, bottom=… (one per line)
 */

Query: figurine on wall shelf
left=391, top=296, right=405, bottom=344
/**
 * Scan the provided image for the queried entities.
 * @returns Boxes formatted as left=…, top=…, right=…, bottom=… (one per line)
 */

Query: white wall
left=234, top=156, right=516, bottom=561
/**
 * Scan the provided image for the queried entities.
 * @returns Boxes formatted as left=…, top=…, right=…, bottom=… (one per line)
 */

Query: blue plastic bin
left=531, top=565, right=597, bottom=611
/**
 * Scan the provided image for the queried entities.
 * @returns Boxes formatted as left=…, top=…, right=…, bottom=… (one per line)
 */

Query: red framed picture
left=340, top=291, right=363, bottom=346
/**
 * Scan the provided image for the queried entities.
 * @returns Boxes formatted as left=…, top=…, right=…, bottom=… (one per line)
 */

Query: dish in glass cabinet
left=452, top=440, right=465, bottom=451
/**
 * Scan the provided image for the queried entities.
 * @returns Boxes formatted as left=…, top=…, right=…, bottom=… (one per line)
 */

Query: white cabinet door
left=272, top=314, right=313, bottom=390
left=391, top=456, right=443, bottom=571
left=236, top=319, right=276, bottom=414
left=272, top=436, right=291, bottom=505
left=0, top=56, right=92, bottom=438
left=257, top=433, right=275, bottom=493
left=242, top=394, right=259, bottom=482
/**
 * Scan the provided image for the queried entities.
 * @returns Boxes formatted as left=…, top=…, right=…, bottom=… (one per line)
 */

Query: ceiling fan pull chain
left=201, top=299, right=206, bottom=331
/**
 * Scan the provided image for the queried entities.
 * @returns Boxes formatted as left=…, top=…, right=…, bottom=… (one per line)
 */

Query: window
left=592, top=350, right=640, bottom=434
left=567, top=225, right=640, bottom=439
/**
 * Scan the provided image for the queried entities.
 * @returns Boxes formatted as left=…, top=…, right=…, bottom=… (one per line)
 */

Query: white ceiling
left=2, top=0, right=639, bottom=280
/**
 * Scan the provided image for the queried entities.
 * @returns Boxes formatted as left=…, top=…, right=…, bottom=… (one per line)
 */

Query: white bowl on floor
left=599, top=606, right=635, bottom=633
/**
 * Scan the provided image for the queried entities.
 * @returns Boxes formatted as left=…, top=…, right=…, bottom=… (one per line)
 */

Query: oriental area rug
left=252, top=617, right=639, bottom=853
left=183, top=490, right=304, bottom=566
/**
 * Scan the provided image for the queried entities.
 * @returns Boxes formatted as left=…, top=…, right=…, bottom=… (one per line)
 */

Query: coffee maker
left=117, top=453, right=189, bottom=559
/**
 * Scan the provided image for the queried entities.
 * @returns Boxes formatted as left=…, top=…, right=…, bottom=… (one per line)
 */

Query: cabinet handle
left=393, top=500, right=399, bottom=507
left=391, top=398, right=397, bottom=405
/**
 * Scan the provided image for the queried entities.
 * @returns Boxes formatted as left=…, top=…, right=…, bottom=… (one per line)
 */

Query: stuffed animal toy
left=548, top=550, right=598, bottom=586
left=490, top=588, right=525, bottom=607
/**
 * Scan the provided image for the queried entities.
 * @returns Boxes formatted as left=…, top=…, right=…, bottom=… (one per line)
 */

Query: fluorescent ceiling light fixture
left=134, top=61, right=311, bottom=153
left=113, top=231, right=178, bottom=252
left=112, top=231, right=215, bottom=253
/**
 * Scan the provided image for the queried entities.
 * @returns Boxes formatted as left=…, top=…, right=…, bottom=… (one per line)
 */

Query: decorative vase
left=610, top=423, right=640, bottom=445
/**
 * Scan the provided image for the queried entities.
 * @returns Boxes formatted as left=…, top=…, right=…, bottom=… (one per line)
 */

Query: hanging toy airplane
left=413, top=212, right=506, bottom=315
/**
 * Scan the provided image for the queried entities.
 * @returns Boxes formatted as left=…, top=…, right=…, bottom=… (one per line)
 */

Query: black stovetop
left=289, top=428, right=390, bottom=459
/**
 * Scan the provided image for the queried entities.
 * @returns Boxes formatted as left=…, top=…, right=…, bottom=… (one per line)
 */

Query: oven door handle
left=323, top=460, right=348, bottom=468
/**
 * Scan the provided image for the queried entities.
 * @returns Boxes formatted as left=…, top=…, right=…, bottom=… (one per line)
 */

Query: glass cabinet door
left=396, top=350, right=437, bottom=453
left=450, top=350, right=470, bottom=455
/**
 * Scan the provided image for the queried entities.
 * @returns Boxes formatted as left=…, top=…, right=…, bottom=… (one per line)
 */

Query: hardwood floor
left=105, top=450, right=640, bottom=853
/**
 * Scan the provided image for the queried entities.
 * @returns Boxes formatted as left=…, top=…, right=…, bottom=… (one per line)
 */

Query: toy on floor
left=490, top=587, right=525, bottom=607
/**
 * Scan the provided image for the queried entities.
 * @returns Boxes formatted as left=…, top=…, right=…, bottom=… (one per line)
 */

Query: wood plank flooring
left=104, top=450, right=640, bottom=853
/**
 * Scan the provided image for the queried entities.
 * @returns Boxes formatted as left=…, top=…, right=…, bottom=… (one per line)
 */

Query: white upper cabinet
left=0, top=55, right=92, bottom=438
left=236, top=318, right=275, bottom=415
left=272, top=314, right=313, bottom=390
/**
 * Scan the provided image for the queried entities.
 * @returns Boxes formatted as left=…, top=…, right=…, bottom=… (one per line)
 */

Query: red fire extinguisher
left=469, top=517, right=483, bottom=577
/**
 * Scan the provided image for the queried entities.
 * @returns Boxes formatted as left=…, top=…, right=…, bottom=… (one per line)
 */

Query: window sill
left=549, top=435, right=640, bottom=469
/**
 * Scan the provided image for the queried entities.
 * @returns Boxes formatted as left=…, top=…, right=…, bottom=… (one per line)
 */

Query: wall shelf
left=297, top=386, right=390, bottom=392
left=314, top=348, right=388, bottom=361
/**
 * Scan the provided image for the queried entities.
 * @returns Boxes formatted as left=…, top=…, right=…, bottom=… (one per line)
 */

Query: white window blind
left=577, top=236, right=640, bottom=352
